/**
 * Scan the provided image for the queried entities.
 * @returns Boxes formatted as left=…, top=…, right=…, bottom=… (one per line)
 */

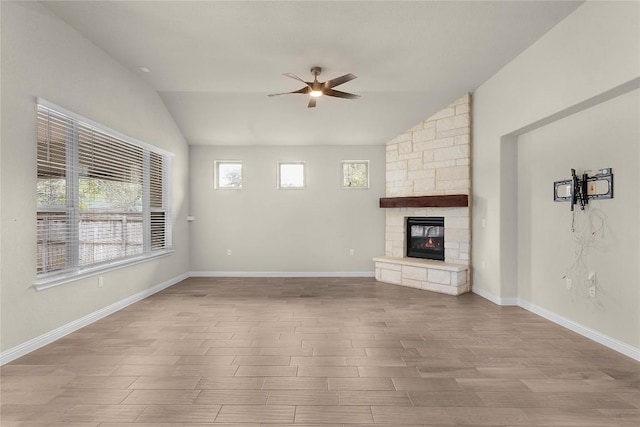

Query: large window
left=36, top=100, right=172, bottom=288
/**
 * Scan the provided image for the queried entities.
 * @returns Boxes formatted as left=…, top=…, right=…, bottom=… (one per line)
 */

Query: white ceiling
left=44, top=1, right=582, bottom=146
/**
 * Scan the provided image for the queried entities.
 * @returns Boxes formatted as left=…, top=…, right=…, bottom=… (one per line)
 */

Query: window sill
left=34, top=250, right=174, bottom=291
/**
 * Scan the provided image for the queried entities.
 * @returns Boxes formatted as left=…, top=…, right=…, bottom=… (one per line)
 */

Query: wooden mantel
left=379, top=194, right=468, bottom=208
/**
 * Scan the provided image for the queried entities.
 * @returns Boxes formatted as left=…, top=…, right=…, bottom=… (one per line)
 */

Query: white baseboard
left=471, top=286, right=518, bottom=305
left=472, top=288, right=640, bottom=362
left=517, top=298, right=640, bottom=362
left=0, top=272, right=189, bottom=366
left=189, top=271, right=375, bottom=278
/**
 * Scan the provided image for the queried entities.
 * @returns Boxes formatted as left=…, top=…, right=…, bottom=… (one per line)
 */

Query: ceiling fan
left=268, top=66, right=360, bottom=108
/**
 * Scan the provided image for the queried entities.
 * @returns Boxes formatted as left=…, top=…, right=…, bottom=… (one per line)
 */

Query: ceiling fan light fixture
left=268, top=67, right=359, bottom=108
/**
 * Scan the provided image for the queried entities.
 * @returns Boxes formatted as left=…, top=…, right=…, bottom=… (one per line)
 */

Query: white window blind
left=36, top=100, right=172, bottom=285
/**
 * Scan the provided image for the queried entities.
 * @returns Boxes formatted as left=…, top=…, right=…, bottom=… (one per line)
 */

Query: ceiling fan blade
left=324, top=73, right=357, bottom=89
left=323, top=88, right=360, bottom=99
left=307, top=97, right=317, bottom=108
left=268, top=86, right=310, bottom=97
left=283, top=73, right=312, bottom=86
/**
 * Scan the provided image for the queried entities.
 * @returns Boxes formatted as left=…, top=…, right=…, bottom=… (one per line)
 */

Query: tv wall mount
left=554, top=168, right=613, bottom=211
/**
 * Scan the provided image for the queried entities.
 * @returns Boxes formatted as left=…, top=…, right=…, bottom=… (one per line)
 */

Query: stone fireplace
left=374, top=93, right=471, bottom=295
left=385, top=206, right=469, bottom=265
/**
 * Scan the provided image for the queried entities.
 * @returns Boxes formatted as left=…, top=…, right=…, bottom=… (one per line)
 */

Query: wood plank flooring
left=1, top=277, right=638, bottom=426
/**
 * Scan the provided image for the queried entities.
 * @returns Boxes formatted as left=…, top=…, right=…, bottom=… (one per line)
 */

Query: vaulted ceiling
left=44, top=1, right=582, bottom=146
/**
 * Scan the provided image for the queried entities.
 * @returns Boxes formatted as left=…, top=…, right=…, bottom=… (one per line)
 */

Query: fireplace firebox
left=406, top=217, right=445, bottom=261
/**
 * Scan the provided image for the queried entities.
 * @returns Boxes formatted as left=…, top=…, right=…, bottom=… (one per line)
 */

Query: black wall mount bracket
left=554, top=168, right=614, bottom=211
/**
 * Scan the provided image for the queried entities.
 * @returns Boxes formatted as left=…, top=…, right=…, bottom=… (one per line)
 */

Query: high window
left=36, top=100, right=172, bottom=289
left=214, top=160, right=243, bottom=189
left=278, top=162, right=305, bottom=189
left=342, top=160, right=369, bottom=189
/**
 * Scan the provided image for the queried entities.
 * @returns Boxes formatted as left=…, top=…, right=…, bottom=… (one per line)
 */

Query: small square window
left=342, top=160, right=369, bottom=189
left=215, top=161, right=242, bottom=189
left=278, top=162, right=305, bottom=189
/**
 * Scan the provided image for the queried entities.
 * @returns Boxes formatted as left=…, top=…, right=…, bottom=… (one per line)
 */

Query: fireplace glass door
left=406, top=217, right=445, bottom=261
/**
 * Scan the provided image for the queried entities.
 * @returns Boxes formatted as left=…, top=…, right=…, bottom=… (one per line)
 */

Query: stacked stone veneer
left=374, top=256, right=469, bottom=296
left=377, top=94, right=471, bottom=295
left=386, top=94, right=471, bottom=198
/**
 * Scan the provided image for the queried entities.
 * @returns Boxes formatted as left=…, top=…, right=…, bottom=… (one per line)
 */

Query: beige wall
left=189, top=145, right=385, bottom=273
left=473, top=1, right=639, bottom=353
left=0, top=2, right=190, bottom=352
left=473, top=1, right=639, bottom=301
left=517, top=89, right=639, bottom=348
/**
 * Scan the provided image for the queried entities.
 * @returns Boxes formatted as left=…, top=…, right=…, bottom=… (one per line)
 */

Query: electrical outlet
left=589, top=286, right=596, bottom=298
left=349, top=249, right=354, bottom=256
left=585, top=272, right=596, bottom=287
left=98, top=276, right=104, bottom=288
left=226, top=249, right=232, bottom=256
left=565, top=278, right=572, bottom=290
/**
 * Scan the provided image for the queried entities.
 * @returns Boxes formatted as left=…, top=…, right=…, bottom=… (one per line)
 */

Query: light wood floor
left=1, top=277, right=638, bottom=426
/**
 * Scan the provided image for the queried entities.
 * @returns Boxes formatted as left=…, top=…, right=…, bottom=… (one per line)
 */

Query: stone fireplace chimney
left=375, top=94, right=471, bottom=295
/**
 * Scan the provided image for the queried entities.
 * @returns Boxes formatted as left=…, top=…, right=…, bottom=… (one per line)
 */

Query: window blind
left=36, top=100, right=172, bottom=281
